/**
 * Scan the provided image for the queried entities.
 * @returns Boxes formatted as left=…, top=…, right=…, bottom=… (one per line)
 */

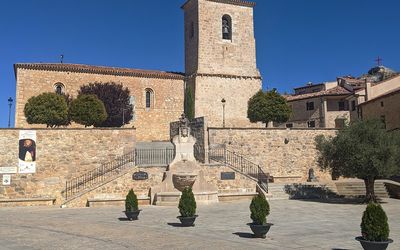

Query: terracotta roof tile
left=286, top=86, right=352, bottom=102
left=14, top=63, right=185, bottom=80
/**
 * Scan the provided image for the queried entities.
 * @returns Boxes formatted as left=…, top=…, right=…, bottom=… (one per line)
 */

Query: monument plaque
left=0, top=167, right=17, bottom=174
left=221, top=172, right=235, bottom=180
left=133, top=171, right=149, bottom=181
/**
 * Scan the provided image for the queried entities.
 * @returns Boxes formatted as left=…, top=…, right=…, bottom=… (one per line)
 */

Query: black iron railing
left=208, top=147, right=270, bottom=193
left=135, top=148, right=175, bottom=166
left=64, top=148, right=176, bottom=200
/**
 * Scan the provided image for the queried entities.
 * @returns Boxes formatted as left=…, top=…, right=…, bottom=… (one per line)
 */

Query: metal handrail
left=208, top=147, right=269, bottom=193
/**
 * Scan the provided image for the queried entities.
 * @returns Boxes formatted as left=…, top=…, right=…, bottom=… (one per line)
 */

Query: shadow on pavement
left=167, top=222, right=188, bottom=227
left=233, top=232, right=255, bottom=238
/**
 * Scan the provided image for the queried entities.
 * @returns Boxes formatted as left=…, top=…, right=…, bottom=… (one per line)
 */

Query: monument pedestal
left=151, top=114, right=219, bottom=206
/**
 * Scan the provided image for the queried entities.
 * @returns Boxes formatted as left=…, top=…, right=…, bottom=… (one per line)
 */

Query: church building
left=13, top=0, right=262, bottom=141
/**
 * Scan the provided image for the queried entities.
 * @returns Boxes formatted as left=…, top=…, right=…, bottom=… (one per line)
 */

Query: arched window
left=54, top=82, right=65, bottom=95
left=145, top=88, right=154, bottom=110
left=222, top=15, right=232, bottom=40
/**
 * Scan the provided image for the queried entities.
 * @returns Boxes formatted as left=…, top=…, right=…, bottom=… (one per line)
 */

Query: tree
left=79, top=82, right=133, bottom=127
left=247, top=89, right=291, bottom=127
left=184, top=85, right=195, bottom=120
left=69, top=94, right=107, bottom=127
left=315, top=120, right=400, bottom=203
left=24, top=92, right=69, bottom=128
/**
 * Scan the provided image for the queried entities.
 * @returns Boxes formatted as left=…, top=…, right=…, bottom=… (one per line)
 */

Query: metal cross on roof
left=375, top=56, right=383, bottom=66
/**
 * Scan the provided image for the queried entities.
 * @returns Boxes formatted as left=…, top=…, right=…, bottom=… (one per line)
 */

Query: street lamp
left=8, top=97, right=13, bottom=128
left=221, top=98, right=226, bottom=128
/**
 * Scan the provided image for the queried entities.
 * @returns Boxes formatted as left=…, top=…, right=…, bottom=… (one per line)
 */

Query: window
left=351, top=100, right=356, bottom=111
left=381, top=101, right=384, bottom=107
left=307, top=120, right=316, bottom=128
left=190, top=21, right=194, bottom=39
left=286, top=123, right=293, bottom=128
left=222, top=15, right=232, bottom=40
left=54, top=83, right=65, bottom=95
left=381, top=115, right=386, bottom=129
left=306, top=102, right=314, bottom=111
left=145, top=88, right=154, bottom=110
left=338, top=101, right=347, bottom=111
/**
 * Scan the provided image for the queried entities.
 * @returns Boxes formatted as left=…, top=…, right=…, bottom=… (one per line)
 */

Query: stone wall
left=67, top=164, right=256, bottom=207
left=360, top=89, right=400, bottom=131
left=208, top=128, right=337, bottom=182
left=0, top=128, right=135, bottom=205
left=14, top=67, right=184, bottom=142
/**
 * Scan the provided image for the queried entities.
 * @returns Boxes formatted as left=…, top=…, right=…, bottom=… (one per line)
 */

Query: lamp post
left=8, top=97, right=13, bottom=128
left=221, top=98, right=226, bottom=128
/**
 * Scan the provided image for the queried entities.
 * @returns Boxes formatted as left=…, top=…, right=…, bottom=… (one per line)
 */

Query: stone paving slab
left=0, top=199, right=398, bottom=250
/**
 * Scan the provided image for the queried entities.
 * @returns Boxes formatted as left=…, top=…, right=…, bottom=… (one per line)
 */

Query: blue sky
left=0, top=0, right=399, bottom=128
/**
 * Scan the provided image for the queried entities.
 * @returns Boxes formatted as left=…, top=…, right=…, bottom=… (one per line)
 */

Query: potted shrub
left=248, top=194, right=273, bottom=238
left=177, top=187, right=198, bottom=227
left=124, top=189, right=141, bottom=221
left=355, top=202, right=393, bottom=250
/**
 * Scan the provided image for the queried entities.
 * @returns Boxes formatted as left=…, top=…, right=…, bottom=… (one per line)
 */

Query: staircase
left=208, top=146, right=271, bottom=194
left=267, top=183, right=290, bottom=200
left=63, top=148, right=175, bottom=205
left=335, top=180, right=389, bottom=198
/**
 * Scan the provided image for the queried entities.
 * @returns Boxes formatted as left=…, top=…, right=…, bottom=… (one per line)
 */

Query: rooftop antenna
left=60, top=54, right=64, bottom=64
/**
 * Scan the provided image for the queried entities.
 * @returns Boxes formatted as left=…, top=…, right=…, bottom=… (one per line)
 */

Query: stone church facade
left=14, top=0, right=262, bottom=141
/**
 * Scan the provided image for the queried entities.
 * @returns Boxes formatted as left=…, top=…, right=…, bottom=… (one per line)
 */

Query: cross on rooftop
left=375, top=56, right=383, bottom=66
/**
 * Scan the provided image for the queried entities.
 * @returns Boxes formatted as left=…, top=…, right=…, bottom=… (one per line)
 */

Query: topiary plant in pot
left=177, top=187, right=197, bottom=227
left=356, top=202, right=393, bottom=250
left=248, top=194, right=273, bottom=238
left=124, top=189, right=141, bottom=221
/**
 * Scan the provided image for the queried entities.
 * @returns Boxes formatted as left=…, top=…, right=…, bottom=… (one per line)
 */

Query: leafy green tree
left=316, top=120, right=400, bottom=203
left=24, top=92, right=69, bottom=128
left=69, top=94, right=107, bottom=127
left=184, top=85, right=195, bottom=120
left=248, top=89, right=291, bottom=127
left=79, top=82, right=133, bottom=127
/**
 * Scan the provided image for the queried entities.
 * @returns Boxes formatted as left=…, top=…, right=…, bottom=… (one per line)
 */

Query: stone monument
left=151, top=114, right=218, bottom=206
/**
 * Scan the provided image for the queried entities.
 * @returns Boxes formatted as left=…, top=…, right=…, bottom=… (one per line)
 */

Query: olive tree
left=316, top=120, right=400, bottom=203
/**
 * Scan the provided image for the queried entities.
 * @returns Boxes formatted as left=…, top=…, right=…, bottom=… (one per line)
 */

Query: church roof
left=286, top=86, right=352, bottom=102
left=14, top=63, right=185, bottom=80
left=182, top=0, right=256, bottom=9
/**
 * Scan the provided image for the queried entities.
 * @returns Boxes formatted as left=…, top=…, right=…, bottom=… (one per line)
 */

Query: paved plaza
left=0, top=199, right=399, bottom=250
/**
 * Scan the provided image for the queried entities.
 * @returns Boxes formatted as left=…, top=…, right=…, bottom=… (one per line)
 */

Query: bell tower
left=182, top=0, right=262, bottom=127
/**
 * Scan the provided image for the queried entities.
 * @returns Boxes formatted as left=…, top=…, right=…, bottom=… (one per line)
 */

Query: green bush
left=178, top=187, right=196, bottom=217
left=250, top=194, right=270, bottom=225
left=69, top=94, right=107, bottom=127
left=125, top=189, right=138, bottom=212
left=361, top=202, right=390, bottom=241
left=24, top=92, right=69, bottom=128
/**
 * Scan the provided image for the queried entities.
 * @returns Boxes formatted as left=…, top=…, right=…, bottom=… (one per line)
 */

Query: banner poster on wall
left=18, top=130, right=37, bottom=174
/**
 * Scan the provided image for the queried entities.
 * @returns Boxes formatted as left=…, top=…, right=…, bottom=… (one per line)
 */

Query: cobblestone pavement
left=0, top=199, right=398, bottom=250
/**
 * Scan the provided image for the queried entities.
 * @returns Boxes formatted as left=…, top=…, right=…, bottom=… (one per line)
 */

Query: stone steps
left=267, top=184, right=291, bottom=200
left=335, top=181, right=389, bottom=198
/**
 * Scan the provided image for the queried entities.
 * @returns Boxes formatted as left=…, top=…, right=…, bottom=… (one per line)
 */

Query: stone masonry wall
left=195, top=76, right=262, bottom=128
left=15, top=68, right=184, bottom=142
left=0, top=128, right=135, bottom=205
left=67, top=164, right=256, bottom=207
left=208, top=128, right=337, bottom=182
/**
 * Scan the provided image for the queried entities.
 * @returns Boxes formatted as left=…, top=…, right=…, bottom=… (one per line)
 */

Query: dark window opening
left=54, top=83, right=64, bottom=95
left=351, top=100, right=356, bottom=111
left=286, top=123, right=293, bottom=128
left=145, top=89, right=153, bottom=109
left=222, top=15, right=232, bottom=40
left=307, top=120, right=316, bottom=128
left=306, top=102, right=314, bottom=111
left=381, top=115, right=386, bottom=129
left=190, top=22, right=194, bottom=39
left=338, top=101, right=347, bottom=111
left=381, top=101, right=384, bottom=107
